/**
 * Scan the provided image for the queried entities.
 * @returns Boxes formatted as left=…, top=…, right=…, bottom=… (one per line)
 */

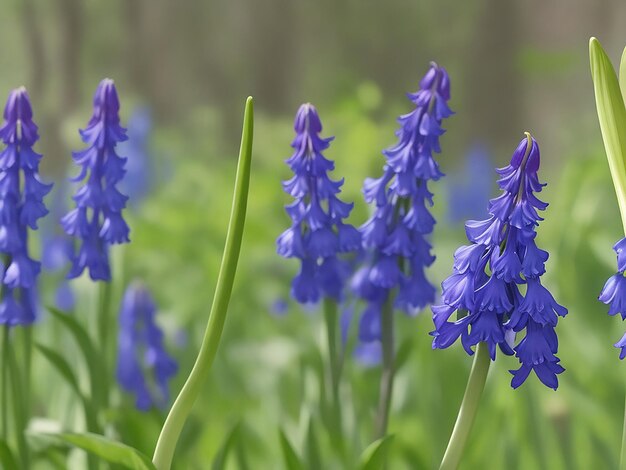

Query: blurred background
left=3, top=0, right=626, bottom=468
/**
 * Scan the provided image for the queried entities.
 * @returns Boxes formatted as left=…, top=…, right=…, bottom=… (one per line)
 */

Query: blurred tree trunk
left=463, top=0, right=522, bottom=156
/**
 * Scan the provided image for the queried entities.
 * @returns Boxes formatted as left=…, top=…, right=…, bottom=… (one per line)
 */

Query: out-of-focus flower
left=118, top=106, right=153, bottom=206
left=116, top=282, right=178, bottom=411
left=353, top=62, right=453, bottom=350
left=447, top=143, right=492, bottom=223
left=61, top=79, right=129, bottom=281
left=277, top=103, right=361, bottom=304
left=0, top=87, right=52, bottom=326
left=431, top=133, right=567, bottom=390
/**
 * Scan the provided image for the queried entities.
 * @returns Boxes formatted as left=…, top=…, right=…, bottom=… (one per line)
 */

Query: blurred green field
left=2, top=0, right=626, bottom=468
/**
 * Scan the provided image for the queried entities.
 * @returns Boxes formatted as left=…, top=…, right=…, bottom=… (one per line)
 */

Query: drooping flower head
left=62, top=79, right=129, bottom=281
left=599, top=239, right=626, bottom=358
left=277, top=103, right=361, bottom=304
left=431, top=133, right=567, bottom=390
left=0, top=87, right=52, bottom=326
left=352, top=62, right=453, bottom=353
left=116, top=282, right=178, bottom=411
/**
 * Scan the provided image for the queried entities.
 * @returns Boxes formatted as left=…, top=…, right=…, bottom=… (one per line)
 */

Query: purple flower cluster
left=431, top=134, right=567, bottom=390
left=0, top=88, right=52, bottom=326
left=599, top=239, right=626, bottom=358
left=62, top=79, right=130, bottom=282
left=277, top=103, right=361, bottom=303
left=352, top=63, right=453, bottom=349
left=116, top=282, right=178, bottom=411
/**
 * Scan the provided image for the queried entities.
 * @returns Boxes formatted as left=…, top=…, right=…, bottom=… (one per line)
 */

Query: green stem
left=374, top=298, right=394, bottom=439
left=439, top=342, right=491, bottom=470
left=1, top=327, right=8, bottom=439
left=97, top=281, right=112, bottom=413
left=152, top=97, right=254, bottom=470
left=617, top=283, right=626, bottom=463
left=323, top=298, right=340, bottom=403
left=7, top=331, right=29, bottom=470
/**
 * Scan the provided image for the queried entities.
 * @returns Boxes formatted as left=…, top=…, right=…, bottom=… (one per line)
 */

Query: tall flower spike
left=61, top=79, right=129, bottom=281
left=0, top=88, right=52, bottom=326
left=352, top=62, right=453, bottom=352
left=116, top=282, right=178, bottom=411
left=431, top=133, right=567, bottom=390
left=277, top=103, right=361, bottom=303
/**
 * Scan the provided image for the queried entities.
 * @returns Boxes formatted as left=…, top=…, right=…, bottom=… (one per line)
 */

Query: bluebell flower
left=353, top=62, right=453, bottom=349
left=431, top=133, right=567, bottom=390
left=447, top=143, right=492, bottom=223
left=598, top=238, right=626, bottom=359
left=116, top=282, right=178, bottom=411
left=118, top=106, right=153, bottom=206
left=61, top=79, right=129, bottom=281
left=0, top=87, right=52, bottom=326
left=277, top=103, right=361, bottom=304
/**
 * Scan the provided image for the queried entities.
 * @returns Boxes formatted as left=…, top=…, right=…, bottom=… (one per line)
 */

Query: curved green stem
left=621, top=392, right=626, bottom=469
left=374, top=298, right=394, bottom=439
left=152, top=97, right=254, bottom=470
left=439, top=342, right=490, bottom=470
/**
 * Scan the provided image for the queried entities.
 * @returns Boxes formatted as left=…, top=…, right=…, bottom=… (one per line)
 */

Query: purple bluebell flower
left=0, top=88, right=52, bottom=326
left=277, top=103, right=361, bottom=304
left=61, top=79, right=129, bottom=281
left=447, top=143, right=492, bottom=223
left=353, top=62, right=453, bottom=349
left=431, top=133, right=567, bottom=390
left=599, top=238, right=626, bottom=359
left=116, top=282, right=178, bottom=411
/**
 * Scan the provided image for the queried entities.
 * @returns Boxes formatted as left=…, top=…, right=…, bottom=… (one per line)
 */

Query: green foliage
left=46, top=433, right=155, bottom=470
left=358, top=435, right=394, bottom=470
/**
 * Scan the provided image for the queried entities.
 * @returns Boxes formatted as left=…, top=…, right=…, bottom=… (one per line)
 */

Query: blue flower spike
left=62, top=79, right=130, bottom=282
left=431, top=132, right=567, bottom=390
left=0, top=87, right=52, bottom=326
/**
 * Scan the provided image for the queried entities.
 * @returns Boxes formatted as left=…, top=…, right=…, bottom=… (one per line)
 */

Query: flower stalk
left=439, top=342, right=490, bottom=470
left=152, top=97, right=253, bottom=470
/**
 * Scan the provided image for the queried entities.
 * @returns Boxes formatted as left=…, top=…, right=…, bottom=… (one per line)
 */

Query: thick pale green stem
left=439, top=342, right=490, bottom=470
left=152, top=97, right=253, bottom=470
left=374, top=298, right=394, bottom=439
left=622, top=392, right=626, bottom=470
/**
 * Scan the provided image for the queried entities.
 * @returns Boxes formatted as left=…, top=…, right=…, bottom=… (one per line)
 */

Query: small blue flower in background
left=352, top=62, right=453, bottom=352
left=0, top=87, right=52, bottom=326
left=41, top=187, right=75, bottom=311
left=118, top=106, right=154, bottom=206
left=431, top=133, right=567, bottom=390
left=599, top=239, right=626, bottom=359
left=277, top=103, right=361, bottom=304
left=62, top=78, right=129, bottom=281
left=447, top=143, right=492, bottom=223
left=116, top=282, right=178, bottom=411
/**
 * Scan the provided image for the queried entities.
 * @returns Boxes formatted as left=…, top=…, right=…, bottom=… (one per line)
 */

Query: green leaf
left=0, top=439, right=18, bottom=469
left=212, top=422, right=241, bottom=470
left=589, top=37, right=626, bottom=233
left=47, top=433, right=156, bottom=470
left=152, top=97, right=254, bottom=470
left=278, top=430, right=305, bottom=470
left=304, top=418, right=321, bottom=470
left=619, top=47, right=626, bottom=103
left=35, top=343, right=83, bottom=399
left=359, top=435, right=394, bottom=470
left=46, top=307, right=106, bottom=405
